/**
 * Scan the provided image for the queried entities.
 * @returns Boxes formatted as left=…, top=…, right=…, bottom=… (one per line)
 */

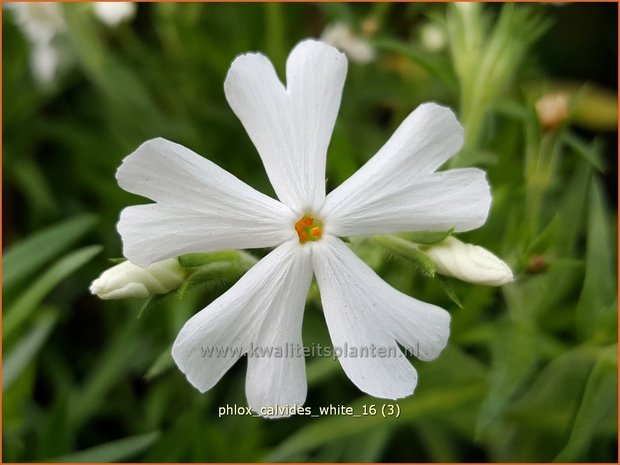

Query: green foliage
left=3, top=2, right=616, bottom=462
left=47, top=431, right=161, bottom=462
left=447, top=3, right=550, bottom=162
left=555, top=345, right=617, bottom=462
left=3, top=214, right=97, bottom=290
left=4, top=245, right=102, bottom=339
left=3, top=310, right=59, bottom=390
left=475, top=320, right=539, bottom=438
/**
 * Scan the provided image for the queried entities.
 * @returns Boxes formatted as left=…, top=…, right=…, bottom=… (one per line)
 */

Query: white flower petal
left=324, top=168, right=491, bottom=237
left=245, top=248, right=313, bottom=416
left=116, top=138, right=295, bottom=266
left=224, top=39, right=347, bottom=213
left=312, top=236, right=450, bottom=399
left=322, top=103, right=491, bottom=236
left=172, top=241, right=313, bottom=410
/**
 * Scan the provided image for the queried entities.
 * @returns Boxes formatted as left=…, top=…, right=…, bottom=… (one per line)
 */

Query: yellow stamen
left=295, top=215, right=323, bottom=244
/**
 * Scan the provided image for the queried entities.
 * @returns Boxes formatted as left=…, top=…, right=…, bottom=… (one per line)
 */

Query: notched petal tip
left=291, top=37, right=348, bottom=59
left=286, top=39, right=348, bottom=85
left=116, top=137, right=172, bottom=178
left=224, top=52, right=275, bottom=88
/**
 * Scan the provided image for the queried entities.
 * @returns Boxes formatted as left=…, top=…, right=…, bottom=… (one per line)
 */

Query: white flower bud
left=424, top=237, right=513, bottom=286
left=90, top=258, right=185, bottom=299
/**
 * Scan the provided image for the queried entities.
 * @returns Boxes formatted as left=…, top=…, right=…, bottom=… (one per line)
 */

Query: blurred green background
left=3, top=2, right=618, bottom=462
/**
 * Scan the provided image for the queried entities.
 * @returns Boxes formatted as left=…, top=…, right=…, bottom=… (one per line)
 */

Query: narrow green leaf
left=3, top=311, right=58, bottom=390
left=590, top=299, right=618, bottom=346
left=10, top=157, right=59, bottom=218
left=344, top=427, right=392, bottom=462
left=475, top=321, right=539, bottom=438
left=562, top=132, right=606, bottom=173
left=34, top=392, right=75, bottom=459
left=3, top=214, right=97, bottom=290
left=69, top=316, right=142, bottom=427
left=4, top=245, right=102, bottom=339
left=375, top=38, right=458, bottom=92
left=554, top=345, right=617, bottom=461
left=144, top=346, right=174, bottom=381
left=47, top=431, right=160, bottom=462
left=576, top=178, right=616, bottom=340
left=414, top=422, right=459, bottom=462
left=506, top=346, right=598, bottom=433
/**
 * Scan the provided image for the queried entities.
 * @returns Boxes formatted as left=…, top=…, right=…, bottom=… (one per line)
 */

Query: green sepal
left=396, top=228, right=455, bottom=245
left=177, top=259, right=255, bottom=298
left=144, top=346, right=174, bottom=381
left=436, top=275, right=463, bottom=308
left=177, top=250, right=253, bottom=268
left=137, top=294, right=166, bottom=319
left=373, top=235, right=436, bottom=278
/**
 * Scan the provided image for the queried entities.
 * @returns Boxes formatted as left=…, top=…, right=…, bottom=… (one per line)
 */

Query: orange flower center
left=294, top=215, right=323, bottom=244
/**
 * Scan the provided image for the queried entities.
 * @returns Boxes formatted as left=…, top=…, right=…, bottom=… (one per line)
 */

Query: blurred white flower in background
left=93, top=2, right=136, bottom=28
left=90, top=258, right=186, bottom=300
left=424, top=236, right=513, bottom=286
left=320, top=22, right=376, bottom=64
left=5, top=2, right=65, bottom=43
left=419, top=22, right=447, bottom=52
left=5, top=2, right=65, bottom=85
left=29, top=41, right=60, bottom=85
left=6, top=2, right=136, bottom=87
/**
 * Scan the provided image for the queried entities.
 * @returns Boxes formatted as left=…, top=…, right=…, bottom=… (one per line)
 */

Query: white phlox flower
left=115, top=40, right=491, bottom=417
left=93, top=2, right=136, bottom=28
left=424, top=237, right=513, bottom=286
